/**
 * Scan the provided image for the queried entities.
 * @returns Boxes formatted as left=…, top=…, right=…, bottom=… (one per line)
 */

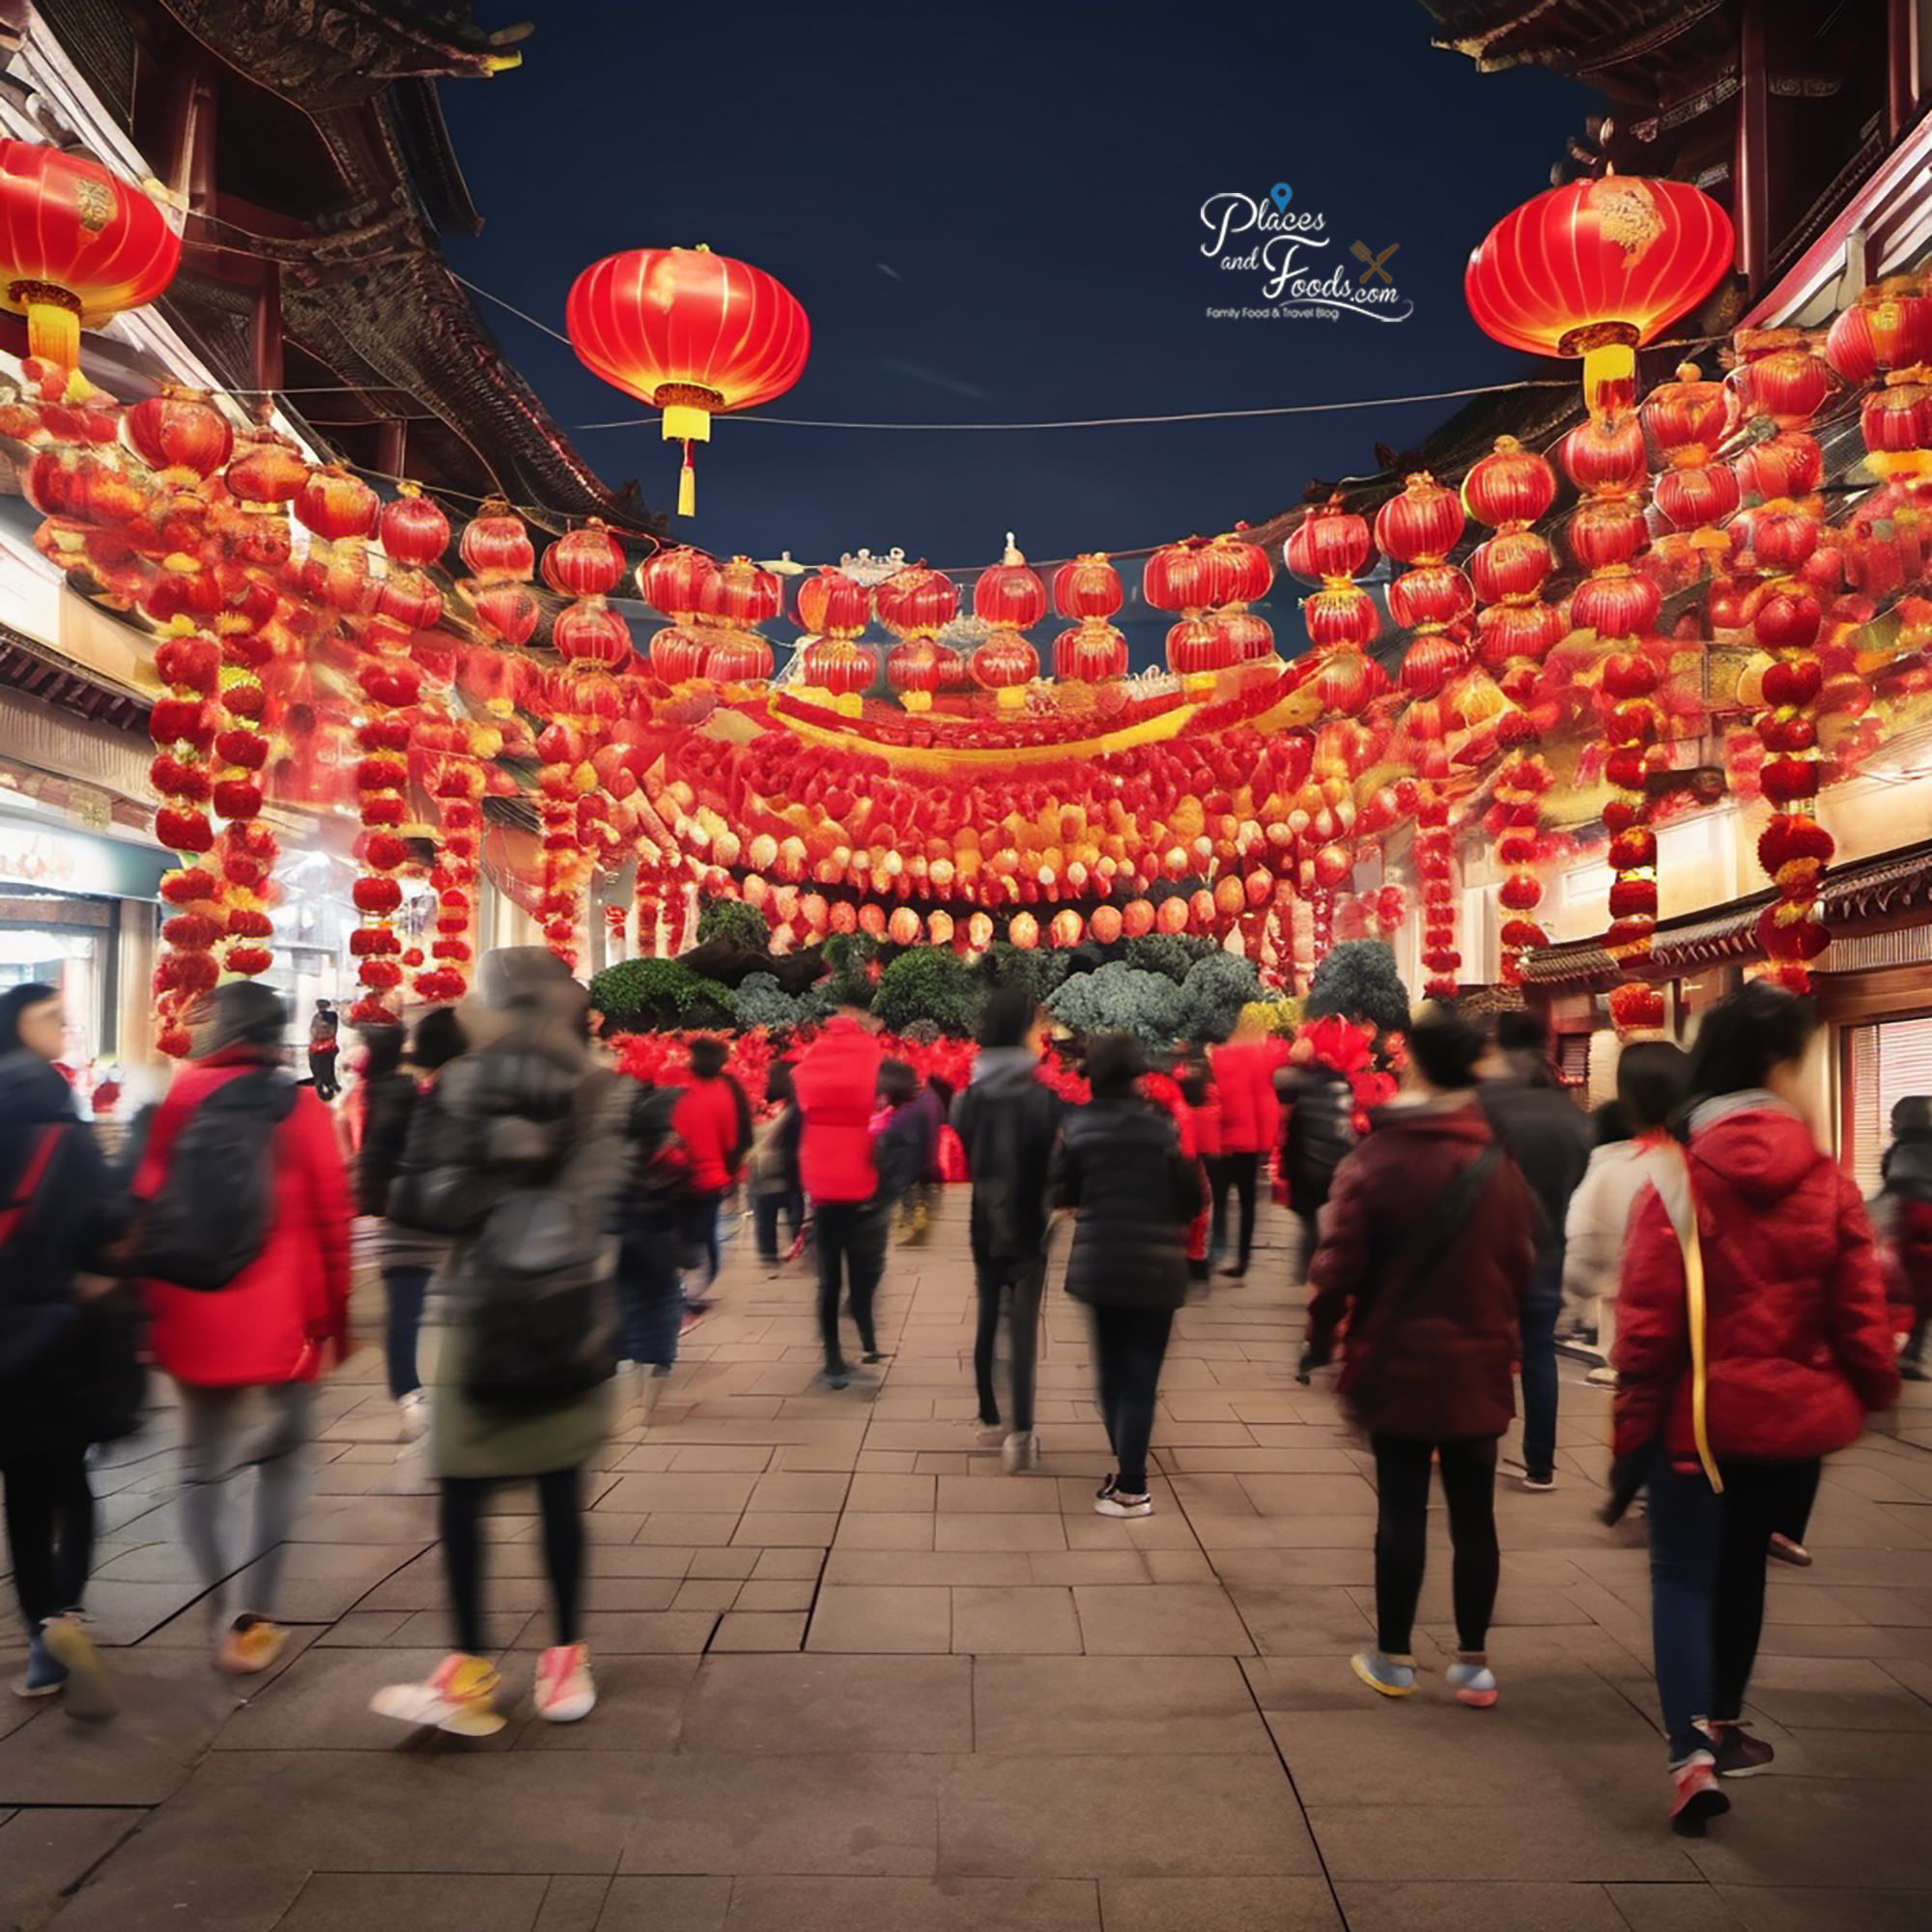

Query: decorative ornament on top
left=1464, top=173, right=1734, bottom=415
left=565, top=244, right=810, bottom=517
left=0, top=141, right=181, bottom=367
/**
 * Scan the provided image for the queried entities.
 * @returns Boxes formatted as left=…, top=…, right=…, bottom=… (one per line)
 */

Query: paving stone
left=724, top=1876, right=1099, bottom=1930
left=589, top=1877, right=730, bottom=1930
left=806, top=1584, right=952, bottom=1653
left=1711, top=1888, right=1932, bottom=1932
left=950, top=1585, right=1081, bottom=1655
left=1069, top=1583, right=1254, bottom=1656
left=1094, top=1877, right=1341, bottom=1931
left=973, top=1656, right=1273, bottom=1755
left=1337, top=1882, right=1626, bottom=1932
left=682, top=1653, right=971, bottom=1753
left=1604, top=1883, right=1748, bottom=1931
left=0, top=1807, right=143, bottom=1932
left=278, top=1874, right=548, bottom=1932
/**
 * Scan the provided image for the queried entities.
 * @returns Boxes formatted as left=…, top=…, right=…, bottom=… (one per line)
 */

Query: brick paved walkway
left=4, top=1199, right=1930, bottom=1931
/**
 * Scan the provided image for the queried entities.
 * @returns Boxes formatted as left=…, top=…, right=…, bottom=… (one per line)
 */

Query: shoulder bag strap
left=0, top=1124, right=66, bottom=1247
left=1354, top=1140, right=1504, bottom=1358
left=1642, top=1142, right=1722, bottom=1493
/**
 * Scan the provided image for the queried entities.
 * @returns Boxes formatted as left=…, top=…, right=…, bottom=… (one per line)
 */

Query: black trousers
left=1088, top=1303, right=1175, bottom=1494
left=439, top=1466, right=584, bottom=1656
left=1208, top=1152, right=1262, bottom=1272
left=1369, top=1435, right=1500, bottom=1656
left=972, top=1254, right=1046, bottom=1434
left=815, top=1200, right=888, bottom=1373
left=2, top=1448, right=96, bottom=1631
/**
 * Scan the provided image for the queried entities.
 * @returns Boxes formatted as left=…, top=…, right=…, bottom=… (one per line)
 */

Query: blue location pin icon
left=1270, top=183, right=1293, bottom=213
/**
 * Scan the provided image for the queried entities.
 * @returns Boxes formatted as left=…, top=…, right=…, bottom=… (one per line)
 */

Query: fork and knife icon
left=1351, top=241, right=1399, bottom=285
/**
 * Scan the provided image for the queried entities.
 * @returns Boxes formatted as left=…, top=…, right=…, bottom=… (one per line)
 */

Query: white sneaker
left=396, top=1391, right=429, bottom=1441
left=534, top=1643, right=596, bottom=1722
left=1001, top=1431, right=1041, bottom=1474
left=371, top=1652, right=506, bottom=1736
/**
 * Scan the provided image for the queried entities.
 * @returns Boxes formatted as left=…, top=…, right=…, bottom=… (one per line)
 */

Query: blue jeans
left=1645, top=1441, right=1821, bottom=1761
left=616, top=1217, right=685, bottom=1369
left=753, top=1187, right=803, bottom=1264
left=1518, top=1251, right=1562, bottom=1479
left=382, top=1264, right=433, bottom=1402
left=681, top=1190, right=724, bottom=1292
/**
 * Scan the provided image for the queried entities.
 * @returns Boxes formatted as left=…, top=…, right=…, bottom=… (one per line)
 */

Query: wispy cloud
left=882, top=358, right=994, bottom=400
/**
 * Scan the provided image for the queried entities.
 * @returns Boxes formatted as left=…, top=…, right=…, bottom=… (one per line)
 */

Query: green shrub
left=1176, top=952, right=1263, bottom=1043
left=1048, top=961, right=1184, bottom=1045
left=731, top=971, right=828, bottom=1035
left=980, top=939, right=1072, bottom=1006
left=696, top=895, right=772, bottom=952
left=820, top=930, right=878, bottom=1009
left=1122, top=933, right=1218, bottom=985
left=590, top=956, right=736, bottom=1032
left=873, top=946, right=982, bottom=1037
left=1307, top=940, right=1410, bottom=1036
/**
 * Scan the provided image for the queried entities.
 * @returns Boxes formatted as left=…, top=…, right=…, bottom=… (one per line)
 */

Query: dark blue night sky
left=440, top=0, right=1600, bottom=575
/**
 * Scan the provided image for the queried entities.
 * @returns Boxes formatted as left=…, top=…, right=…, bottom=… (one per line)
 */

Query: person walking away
left=611, top=1077, right=686, bottom=1410
left=794, top=993, right=889, bottom=1388
left=1052, top=1032, right=1204, bottom=1517
left=875, top=1060, right=936, bottom=1237
left=136, top=982, right=351, bottom=1676
left=355, top=1010, right=465, bottom=1439
left=671, top=1038, right=752, bottom=1304
left=1175, top=1065, right=1218, bottom=1286
left=1613, top=981, right=1898, bottom=1834
left=896, top=1073, right=947, bottom=1243
left=1479, top=1009, right=1592, bottom=1491
left=1875, top=1095, right=1932, bottom=1380
left=747, top=1063, right=805, bottom=1273
left=307, top=998, right=340, bottom=1102
left=1560, top=1042, right=1691, bottom=1386
left=1207, top=1017, right=1282, bottom=1279
left=952, top=987, right=1064, bottom=1471
left=1276, top=1022, right=1358, bottom=1280
left=375, top=948, right=632, bottom=1732
left=1303, top=1002, right=1536, bottom=1708
left=1, top=984, right=128, bottom=1718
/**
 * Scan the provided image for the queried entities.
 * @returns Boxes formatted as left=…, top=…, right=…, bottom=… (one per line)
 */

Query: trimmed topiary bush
left=730, top=971, right=829, bottom=1036
left=591, top=956, right=736, bottom=1032
left=1049, top=961, right=1184, bottom=1045
left=1307, top=939, right=1411, bottom=1036
left=696, top=895, right=773, bottom=952
left=1176, top=952, right=1264, bottom=1043
left=1122, top=933, right=1219, bottom=985
left=872, top=946, right=983, bottom=1037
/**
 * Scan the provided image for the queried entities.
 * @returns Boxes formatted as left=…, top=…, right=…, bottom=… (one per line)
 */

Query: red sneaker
left=1669, top=1750, right=1731, bottom=1836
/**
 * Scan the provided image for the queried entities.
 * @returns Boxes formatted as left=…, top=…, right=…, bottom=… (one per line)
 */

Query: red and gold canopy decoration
left=565, top=245, right=809, bottom=517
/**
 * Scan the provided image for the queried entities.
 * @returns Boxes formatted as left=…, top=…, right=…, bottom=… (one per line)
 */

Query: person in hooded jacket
left=1614, top=981, right=1898, bottom=1835
left=354, top=1010, right=464, bottom=1437
left=1275, top=1041, right=1356, bottom=1278
left=1207, top=1018, right=1283, bottom=1278
left=1479, top=1009, right=1593, bottom=1492
left=375, top=949, right=632, bottom=1735
left=1304, top=1002, right=1536, bottom=1709
left=670, top=1037, right=753, bottom=1297
left=952, top=986, right=1064, bottom=1472
left=1560, top=1041, right=1691, bottom=1384
left=794, top=993, right=888, bottom=1388
left=0, top=983, right=126, bottom=1717
left=1876, top=1095, right=1932, bottom=1379
left=1051, top=1032, right=1204, bottom=1518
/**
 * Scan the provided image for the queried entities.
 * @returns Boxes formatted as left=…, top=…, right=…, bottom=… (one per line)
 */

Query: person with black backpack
left=374, top=949, right=631, bottom=1735
left=1302, top=1003, right=1536, bottom=1709
left=1, top=983, right=129, bottom=1719
left=133, top=981, right=352, bottom=1679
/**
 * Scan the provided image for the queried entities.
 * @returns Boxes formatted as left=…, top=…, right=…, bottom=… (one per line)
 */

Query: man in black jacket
left=951, top=985, right=1064, bottom=1473
left=1276, top=1057, right=1355, bottom=1281
left=1478, top=1009, right=1593, bottom=1492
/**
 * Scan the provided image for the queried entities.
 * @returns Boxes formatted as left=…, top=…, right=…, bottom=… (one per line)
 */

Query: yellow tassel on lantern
left=678, top=441, right=696, bottom=518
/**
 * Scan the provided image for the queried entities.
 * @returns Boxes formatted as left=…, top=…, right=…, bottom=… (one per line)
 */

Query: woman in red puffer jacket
left=1614, top=981, right=1898, bottom=1837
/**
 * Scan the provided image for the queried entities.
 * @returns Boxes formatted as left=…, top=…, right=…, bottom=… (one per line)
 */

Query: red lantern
left=1207, top=535, right=1272, bottom=606
left=554, top=600, right=632, bottom=670
left=1642, top=361, right=1730, bottom=454
left=378, top=483, right=451, bottom=566
left=1052, top=553, right=1123, bottom=620
left=974, top=547, right=1047, bottom=629
left=635, top=545, right=719, bottom=617
left=704, top=632, right=773, bottom=682
left=1375, top=473, right=1464, bottom=565
left=460, top=498, right=535, bottom=581
left=971, top=630, right=1038, bottom=705
left=1166, top=615, right=1238, bottom=677
left=224, top=422, right=307, bottom=506
left=0, top=141, right=181, bottom=364
left=1143, top=538, right=1228, bottom=612
left=1827, top=277, right=1932, bottom=384
left=297, top=466, right=379, bottom=544
left=543, top=521, right=626, bottom=599
left=1468, top=527, right=1553, bottom=603
left=1386, top=562, right=1472, bottom=633
left=1465, top=176, right=1734, bottom=412
left=795, top=567, right=870, bottom=638
left=710, top=553, right=781, bottom=624
left=1303, top=582, right=1379, bottom=650
left=470, top=580, right=539, bottom=647
left=1560, top=414, right=1648, bottom=494
left=1054, top=621, right=1128, bottom=681
left=800, top=637, right=874, bottom=696
left=124, top=385, right=231, bottom=483
left=1463, top=437, right=1557, bottom=528
left=1285, top=497, right=1374, bottom=584
left=565, top=246, right=810, bottom=516
left=886, top=637, right=959, bottom=708
left=876, top=562, right=959, bottom=637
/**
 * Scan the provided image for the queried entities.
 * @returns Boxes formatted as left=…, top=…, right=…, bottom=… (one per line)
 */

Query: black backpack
left=462, top=1187, right=614, bottom=1409
left=134, top=1069, right=298, bottom=1291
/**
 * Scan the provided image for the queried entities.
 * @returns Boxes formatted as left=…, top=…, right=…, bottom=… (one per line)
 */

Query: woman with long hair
left=1615, top=980, right=1898, bottom=1834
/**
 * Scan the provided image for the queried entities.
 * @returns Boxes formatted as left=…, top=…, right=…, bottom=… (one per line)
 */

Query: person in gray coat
left=373, top=949, right=631, bottom=1736
left=1052, top=1032, right=1204, bottom=1519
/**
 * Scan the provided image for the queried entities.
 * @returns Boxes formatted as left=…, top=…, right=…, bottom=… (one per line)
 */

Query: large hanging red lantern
left=0, top=141, right=181, bottom=366
left=1465, top=175, right=1734, bottom=414
left=124, top=385, right=231, bottom=484
left=795, top=566, right=870, bottom=638
left=876, top=562, right=959, bottom=638
left=974, top=545, right=1047, bottom=629
left=566, top=245, right=810, bottom=516
left=543, top=521, right=626, bottom=598
left=378, top=482, right=451, bottom=567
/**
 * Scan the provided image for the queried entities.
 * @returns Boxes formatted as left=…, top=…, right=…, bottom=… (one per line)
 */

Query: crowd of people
left=0, top=954, right=1923, bottom=1833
